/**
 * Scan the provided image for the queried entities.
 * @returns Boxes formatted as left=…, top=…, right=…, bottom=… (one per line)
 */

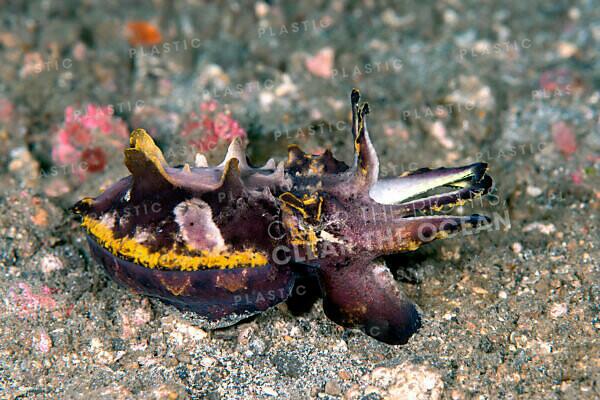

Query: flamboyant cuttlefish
left=73, top=90, right=493, bottom=344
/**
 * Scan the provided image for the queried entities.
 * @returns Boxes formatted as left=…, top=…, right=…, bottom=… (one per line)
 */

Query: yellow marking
left=289, top=226, right=319, bottom=254
left=430, top=204, right=445, bottom=213
left=450, top=180, right=470, bottom=188
left=429, top=196, right=477, bottom=212
left=279, top=192, right=324, bottom=256
left=301, top=195, right=317, bottom=205
left=418, top=193, right=481, bottom=213
left=316, top=196, right=323, bottom=221
left=280, top=202, right=319, bottom=255
left=354, top=140, right=361, bottom=157
left=454, top=199, right=468, bottom=207
left=279, top=192, right=324, bottom=222
left=435, top=231, right=450, bottom=240
left=124, top=129, right=174, bottom=184
left=354, top=146, right=368, bottom=177
left=82, top=216, right=268, bottom=271
left=279, top=192, right=309, bottom=219
left=398, top=240, right=421, bottom=252
left=354, top=114, right=370, bottom=177
left=72, top=197, right=95, bottom=214
left=286, top=145, right=310, bottom=166
left=377, top=236, right=422, bottom=254
left=221, top=158, right=240, bottom=184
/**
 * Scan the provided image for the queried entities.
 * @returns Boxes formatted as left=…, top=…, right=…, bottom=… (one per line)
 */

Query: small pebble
left=430, top=121, right=454, bottom=149
left=35, top=329, right=52, bottom=353
left=40, top=254, right=64, bottom=275
left=254, top=1, right=269, bottom=18
left=325, top=379, right=342, bottom=396
left=522, top=222, right=556, bottom=235
left=263, top=386, right=278, bottom=397
left=526, top=186, right=542, bottom=197
left=549, top=303, right=568, bottom=319
left=200, top=357, right=216, bottom=367
left=557, top=42, right=578, bottom=58
left=511, top=242, right=523, bottom=254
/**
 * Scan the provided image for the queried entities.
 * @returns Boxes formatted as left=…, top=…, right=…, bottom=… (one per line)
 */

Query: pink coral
left=305, top=47, right=335, bottom=79
left=539, top=68, right=574, bottom=93
left=8, top=282, right=58, bottom=319
left=51, top=104, right=129, bottom=181
left=0, top=98, right=14, bottom=123
left=181, top=100, right=246, bottom=152
left=552, top=121, right=577, bottom=158
left=571, top=171, right=583, bottom=185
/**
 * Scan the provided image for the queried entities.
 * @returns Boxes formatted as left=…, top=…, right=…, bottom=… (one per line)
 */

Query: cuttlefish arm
left=318, top=258, right=421, bottom=345
left=369, top=163, right=491, bottom=207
